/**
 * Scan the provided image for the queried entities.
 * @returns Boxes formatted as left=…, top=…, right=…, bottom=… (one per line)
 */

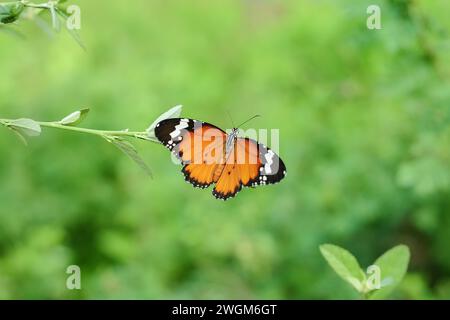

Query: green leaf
left=8, top=127, right=29, bottom=146
left=367, top=245, right=410, bottom=300
left=0, top=2, right=25, bottom=24
left=59, top=108, right=90, bottom=126
left=8, top=118, right=42, bottom=137
left=106, top=136, right=153, bottom=177
left=146, top=105, right=183, bottom=138
left=55, top=7, right=86, bottom=50
left=320, top=244, right=366, bottom=292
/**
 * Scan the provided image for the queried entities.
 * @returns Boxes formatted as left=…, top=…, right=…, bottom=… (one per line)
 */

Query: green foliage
left=0, top=106, right=179, bottom=176
left=320, top=244, right=410, bottom=299
left=0, top=2, right=24, bottom=24
left=368, top=245, right=410, bottom=299
left=106, top=136, right=152, bottom=178
left=0, top=0, right=449, bottom=299
left=59, top=108, right=90, bottom=126
left=2, top=118, right=41, bottom=145
left=0, top=0, right=83, bottom=48
left=320, top=244, right=366, bottom=293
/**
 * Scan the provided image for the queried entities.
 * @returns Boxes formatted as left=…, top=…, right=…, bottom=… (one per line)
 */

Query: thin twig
left=36, top=121, right=158, bottom=142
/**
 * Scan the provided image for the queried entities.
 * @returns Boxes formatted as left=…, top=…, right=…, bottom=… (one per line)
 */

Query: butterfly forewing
left=155, top=118, right=226, bottom=164
left=155, top=118, right=226, bottom=188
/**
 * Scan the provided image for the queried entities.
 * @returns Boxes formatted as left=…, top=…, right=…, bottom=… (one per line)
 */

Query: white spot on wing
left=170, top=119, right=189, bottom=139
left=264, top=150, right=274, bottom=174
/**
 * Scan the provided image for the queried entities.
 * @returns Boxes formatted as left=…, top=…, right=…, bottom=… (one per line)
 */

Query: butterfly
left=154, top=118, right=286, bottom=200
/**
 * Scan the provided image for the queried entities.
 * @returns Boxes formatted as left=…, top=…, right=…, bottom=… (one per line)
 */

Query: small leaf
left=320, top=244, right=366, bottom=292
left=8, top=127, right=29, bottom=146
left=55, top=7, right=86, bottom=50
left=367, top=245, right=410, bottom=300
left=107, top=136, right=152, bottom=177
left=146, top=105, right=183, bottom=138
left=0, top=2, right=25, bottom=24
left=59, top=108, right=90, bottom=126
left=8, top=118, right=42, bottom=137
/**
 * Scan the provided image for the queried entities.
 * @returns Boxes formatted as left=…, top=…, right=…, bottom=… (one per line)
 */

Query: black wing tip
left=154, top=118, right=187, bottom=141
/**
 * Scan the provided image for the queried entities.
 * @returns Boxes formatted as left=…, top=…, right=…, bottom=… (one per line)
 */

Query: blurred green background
left=0, top=0, right=449, bottom=299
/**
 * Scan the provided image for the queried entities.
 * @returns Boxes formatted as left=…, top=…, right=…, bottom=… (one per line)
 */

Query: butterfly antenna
left=237, top=114, right=261, bottom=128
left=226, top=110, right=236, bottom=128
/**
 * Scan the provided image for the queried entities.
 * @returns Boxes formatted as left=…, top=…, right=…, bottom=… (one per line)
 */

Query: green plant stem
left=19, top=0, right=51, bottom=9
left=0, top=118, right=159, bottom=143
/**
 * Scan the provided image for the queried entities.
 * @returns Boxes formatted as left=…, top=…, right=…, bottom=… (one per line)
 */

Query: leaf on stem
left=59, top=108, right=90, bottom=126
left=367, top=245, right=410, bottom=300
left=0, top=2, right=25, bottom=24
left=8, top=118, right=42, bottom=137
left=55, top=7, right=85, bottom=50
left=106, top=136, right=153, bottom=177
left=320, top=244, right=366, bottom=292
left=9, top=127, right=29, bottom=146
left=146, top=105, right=182, bottom=139
left=4, top=118, right=42, bottom=146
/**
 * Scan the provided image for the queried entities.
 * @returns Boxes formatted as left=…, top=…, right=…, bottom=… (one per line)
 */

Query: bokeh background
left=0, top=0, right=449, bottom=299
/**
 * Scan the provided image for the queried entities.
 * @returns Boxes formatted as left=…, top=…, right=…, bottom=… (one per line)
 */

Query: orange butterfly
left=155, top=118, right=286, bottom=200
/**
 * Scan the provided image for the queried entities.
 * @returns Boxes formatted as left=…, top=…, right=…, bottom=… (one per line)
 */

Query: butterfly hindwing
left=212, top=138, right=258, bottom=200
left=212, top=161, right=243, bottom=200
left=182, top=163, right=218, bottom=189
left=211, top=138, right=286, bottom=200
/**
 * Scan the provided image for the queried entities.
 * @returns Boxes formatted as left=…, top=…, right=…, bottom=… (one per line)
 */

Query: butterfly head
left=231, top=128, right=239, bottom=138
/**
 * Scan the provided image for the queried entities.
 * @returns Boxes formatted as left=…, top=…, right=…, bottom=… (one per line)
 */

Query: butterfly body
left=155, top=118, right=286, bottom=200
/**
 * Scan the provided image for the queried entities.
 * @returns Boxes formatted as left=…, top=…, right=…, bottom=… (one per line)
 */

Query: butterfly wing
left=181, top=163, right=220, bottom=188
left=212, top=137, right=287, bottom=200
left=155, top=119, right=287, bottom=200
left=212, top=161, right=242, bottom=200
left=241, top=138, right=287, bottom=187
left=155, top=118, right=227, bottom=188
